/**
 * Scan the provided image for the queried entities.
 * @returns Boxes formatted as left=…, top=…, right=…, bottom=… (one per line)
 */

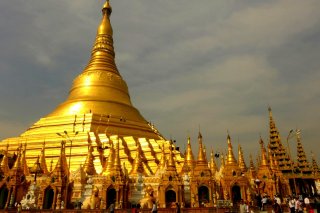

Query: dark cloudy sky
left=0, top=0, right=319, bottom=163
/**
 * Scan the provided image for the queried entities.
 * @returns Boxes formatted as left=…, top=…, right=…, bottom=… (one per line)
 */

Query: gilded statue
left=140, top=185, right=155, bottom=209
left=83, top=186, right=101, bottom=209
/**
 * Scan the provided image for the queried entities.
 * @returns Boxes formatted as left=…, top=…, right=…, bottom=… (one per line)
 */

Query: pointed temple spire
left=220, top=151, right=225, bottom=168
left=238, top=144, right=247, bottom=172
left=39, top=141, right=49, bottom=174
left=130, top=142, right=146, bottom=176
left=164, top=144, right=177, bottom=174
left=185, top=136, right=195, bottom=172
left=248, top=154, right=257, bottom=177
left=180, top=150, right=190, bottom=174
left=268, top=107, right=292, bottom=172
left=226, top=134, right=237, bottom=165
left=196, top=131, right=207, bottom=165
left=83, top=141, right=97, bottom=175
left=21, top=143, right=30, bottom=176
left=44, top=0, right=159, bottom=141
left=157, top=144, right=167, bottom=173
left=259, top=137, right=269, bottom=166
left=52, top=141, right=69, bottom=181
left=194, top=131, right=211, bottom=177
left=86, top=0, right=117, bottom=75
left=11, top=144, right=23, bottom=174
left=295, top=130, right=312, bottom=174
left=113, top=136, right=123, bottom=177
left=268, top=144, right=275, bottom=170
left=210, top=149, right=217, bottom=174
left=249, top=154, right=255, bottom=171
left=103, top=141, right=115, bottom=176
left=31, top=155, right=44, bottom=178
left=0, top=144, right=10, bottom=175
left=311, top=152, right=320, bottom=175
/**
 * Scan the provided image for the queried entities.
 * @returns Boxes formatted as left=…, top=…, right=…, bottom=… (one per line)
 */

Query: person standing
left=17, top=203, right=22, bottom=213
left=295, top=197, right=303, bottom=213
left=304, top=196, right=311, bottom=212
left=262, top=196, right=268, bottom=211
left=151, top=200, right=158, bottom=213
left=108, top=202, right=115, bottom=213
left=239, top=200, right=246, bottom=213
left=273, top=199, right=282, bottom=213
left=288, top=196, right=296, bottom=213
left=176, top=202, right=181, bottom=213
left=245, top=201, right=250, bottom=213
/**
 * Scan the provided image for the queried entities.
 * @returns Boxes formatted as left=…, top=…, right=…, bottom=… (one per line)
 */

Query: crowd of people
left=250, top=194, right=320, bottom=213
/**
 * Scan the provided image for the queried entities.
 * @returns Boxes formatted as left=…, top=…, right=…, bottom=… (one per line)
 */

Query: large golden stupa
left=1, top=0, right=167, bottom=173
left=0, top=0, right=318, bottom=211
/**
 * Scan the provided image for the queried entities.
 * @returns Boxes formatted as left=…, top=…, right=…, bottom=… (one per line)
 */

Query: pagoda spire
left=226, top=134, right=237, bottom=165
left=180, top=150, right=190, bottom=174
left=196, top=131, right=207, bottom=166
left=83, top=141, right=97, bottom=175
left=248, top=154, right=257, bottom=178
left=130, top=142, right=146, bottom=176
left=84, top=0, right=118, bottom=75
left=102, top=141, right=115, bottom=176
left=268, top=107, right=291, bottom=172
left=210, top=149, right=217, bottom=174
left=249, top=154, right=255, bottom=171
left=21, top=143, right=30, bottom=176
left=268, top=144, right=275, bottom=170
left=30, top=155, right=44, bottom=178
left=113, top=136, right=123, bottom=177
left=295, top=130, right=312, bottom=174
left=0, top=144, right=10, bottom=175
left=52, top=141, right=69, bottom=181
left=11, top=144, right=23, bottom=174
left=259, top=137, right=269, bottom=166
left=194, top=131, right=211, bottom=177
left=166, top=145, right=177, bottom=172
left=44, top=0, right=159, bottom=141
left=221, top=151, right=225, bottom=167
left=185, top=136, right=195, bottom=172
left=238, top=144, right=247, bottom=172
left=39, top=141, right=49, bottom=175
left=157, top=144, right=166, bottom=174
left=311, top=152, right=320, bottom=175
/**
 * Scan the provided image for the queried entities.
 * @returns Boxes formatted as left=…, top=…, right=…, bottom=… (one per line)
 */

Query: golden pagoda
left=0, top=0, right=180, bottom=210
left=1, top=0, right=168, bottom=172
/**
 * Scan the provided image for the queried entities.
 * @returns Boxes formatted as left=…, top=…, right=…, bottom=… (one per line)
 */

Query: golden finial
left=226, top=133, right=237, bottom=165
left=238, top=144, right=247, bottom=172
left=196, top=130, right=207, bottom=163
left=259, top=137, right=268, bottom=166
left=102, top=0, right=112, bottom=16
